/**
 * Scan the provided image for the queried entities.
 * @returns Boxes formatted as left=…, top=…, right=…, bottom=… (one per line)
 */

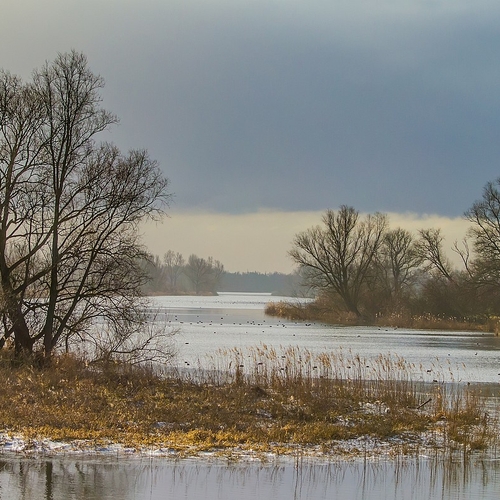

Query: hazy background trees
left=0, top=52, right=171, bottom=358
left=185, top=255, right=224, bottom=295
left=142, top=252, right=303, bottom=296
left=163, top=250, right=185, bottom=293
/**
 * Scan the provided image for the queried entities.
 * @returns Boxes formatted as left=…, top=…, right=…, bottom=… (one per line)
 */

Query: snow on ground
left=0, top=428, right=458, bottom=463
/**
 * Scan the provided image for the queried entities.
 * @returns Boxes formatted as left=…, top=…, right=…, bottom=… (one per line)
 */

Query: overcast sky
left=2, top=1, right=498, bottom=272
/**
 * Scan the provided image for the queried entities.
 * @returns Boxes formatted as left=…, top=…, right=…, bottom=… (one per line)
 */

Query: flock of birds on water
left=150, top=305, right=498, bottom=379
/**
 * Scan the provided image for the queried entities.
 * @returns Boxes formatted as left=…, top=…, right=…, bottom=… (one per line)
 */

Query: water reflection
left=0, top=457, right=132, bottom=500
left=1, top=455, right=500, bottom=500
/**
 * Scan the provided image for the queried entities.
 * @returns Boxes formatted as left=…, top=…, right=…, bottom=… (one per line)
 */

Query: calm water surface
left=1, top=455, right=500, bottom=500
left=152, top=294, right=500, bottom=384
left=2, top=293, right=500, bottom=499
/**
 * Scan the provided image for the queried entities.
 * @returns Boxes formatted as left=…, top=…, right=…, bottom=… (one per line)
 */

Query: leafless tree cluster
left=0, top=51, right=171, bottom=360
left=290, top=190, right=500, bottom=323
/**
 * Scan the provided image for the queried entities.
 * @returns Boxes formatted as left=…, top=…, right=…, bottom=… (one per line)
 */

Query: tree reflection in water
left=0, top=455, right=499, bottom=500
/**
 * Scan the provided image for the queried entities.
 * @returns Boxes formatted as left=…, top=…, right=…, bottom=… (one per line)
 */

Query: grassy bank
left=0, top=349, right=497, bottom=459
left=265, top=300, right=500, bottom=333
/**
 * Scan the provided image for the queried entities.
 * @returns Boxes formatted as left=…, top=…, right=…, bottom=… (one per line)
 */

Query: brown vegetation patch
left=0, top=350, right=497, bottom=458
left=266, top=300, right=498, bottom=333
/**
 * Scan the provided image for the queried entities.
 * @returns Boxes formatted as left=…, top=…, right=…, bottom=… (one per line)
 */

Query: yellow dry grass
left=266, top=300, right=497, bottom=332
left=0, top=348, right=497, bottom=458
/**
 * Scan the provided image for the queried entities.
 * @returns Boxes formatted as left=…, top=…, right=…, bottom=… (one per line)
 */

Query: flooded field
left=1, top=293, right=500, bottom=499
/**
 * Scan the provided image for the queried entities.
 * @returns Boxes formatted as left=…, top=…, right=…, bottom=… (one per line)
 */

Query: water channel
left=1, top=293, right=500, bottom=499
left=155, top=293, right=500, bottom=384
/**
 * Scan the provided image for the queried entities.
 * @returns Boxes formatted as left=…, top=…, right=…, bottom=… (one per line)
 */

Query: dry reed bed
left=265, top=300, right=499, bottom=333
left=0, top=348, right=497, bottom=458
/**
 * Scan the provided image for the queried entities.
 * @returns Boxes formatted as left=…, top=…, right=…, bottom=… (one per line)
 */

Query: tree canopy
left=0, top=51, right=170, bottom=358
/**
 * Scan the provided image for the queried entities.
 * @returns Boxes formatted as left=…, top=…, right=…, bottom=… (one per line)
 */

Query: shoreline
left=264, top=300, right=500, bottom=334
left=0, top=429, right=491, bottom=463
left=1, top=352, right=498, bottom=465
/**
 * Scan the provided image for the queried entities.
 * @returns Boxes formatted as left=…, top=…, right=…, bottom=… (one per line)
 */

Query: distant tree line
left=143, top=251, right=304, bottom=296
left=143, top=252, right=223, bottom=295
left=289, top=179, right=500, bottom=329
left=219, top=271, right=303, bottom=296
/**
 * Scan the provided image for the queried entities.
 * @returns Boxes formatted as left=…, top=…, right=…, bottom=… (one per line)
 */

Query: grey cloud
left=2, top=1, right=500, bottom=216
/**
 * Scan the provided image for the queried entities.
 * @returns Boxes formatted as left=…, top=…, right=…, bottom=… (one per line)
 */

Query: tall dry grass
left=0, top=348, right=496, bottom=458
left=266, top=300, right=498, bottom=332
left=182, top=345, right=498, bottom=454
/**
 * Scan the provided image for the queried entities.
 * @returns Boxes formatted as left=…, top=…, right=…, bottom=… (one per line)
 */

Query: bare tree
left=185, top=254, right=224, bottom=295
left=207, top=256, right=225, bottom=291
left=163, top=250, right=185, bottom=293
left=376, top=228, right=422, bottom=305
left=414, top=227, right=481, bottom=318
left=416, top=228, right=455, bottom=282
left=185, top=255, right=210, bottom=295
left=289, top=206, right=387, bottom=317
left=465, top=178, right=500, bottom=286
left=0, top=51, right=171, bottom=358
